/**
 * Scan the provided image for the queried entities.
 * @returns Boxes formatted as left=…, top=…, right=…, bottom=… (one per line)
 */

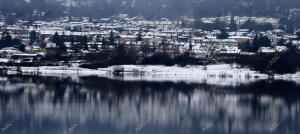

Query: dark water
left=0, top=75, right=300, bottom=134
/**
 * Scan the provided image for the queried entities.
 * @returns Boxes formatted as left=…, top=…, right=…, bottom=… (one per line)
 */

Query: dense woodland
left=1, top=0, right=300, bottom=28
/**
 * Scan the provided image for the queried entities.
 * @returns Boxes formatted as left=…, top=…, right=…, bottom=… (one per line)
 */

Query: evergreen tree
left=19, top=43, right=25, bottom=52
left=136, top=32, right=143, bottom=42
left=52, top=32, right=60, bottom=45
left=4, top=33, right=12, bottom=47
left=217, top=29, right=229, bottom=39
left=189, top=40, right=193, bottom=51
left=229, top=15, right=237, bottom=31
left=70, top=35, right=79, bottom=53
left=52, top=32, right=67, bottom=54
left=250, top=35, right=272, bottom=52
left=296, top=31, right=300, bottom=39
left=251, top=34, right=260, bottom=52
left=161, top=39, right=169, bottom=54
left=259, top=36, right=271, bottom=47
left=277, top=38, right=285, bottom=46
left=29, top=30, right=37, bottom=45
left=12, top=38, right=21, bottom=48
left=101, top=37, right=107, bottom=46
left=109, top=31, right=115, bottom=45
left=80, top=35, right=88, bottom=50
left=285, top=42, right=293, bottom=48
left=60, top=42, right=67, bottom=54
left=239, top=40, right=251, bottom=52
left=113, top=45, right=128, bottom=65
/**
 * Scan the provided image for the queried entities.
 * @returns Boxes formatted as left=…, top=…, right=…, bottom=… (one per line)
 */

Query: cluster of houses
left=0, top=14, right=300, bottom=63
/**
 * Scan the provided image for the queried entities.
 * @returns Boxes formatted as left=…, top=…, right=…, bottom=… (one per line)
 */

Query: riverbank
left=0, top=64, right=297, bottom=86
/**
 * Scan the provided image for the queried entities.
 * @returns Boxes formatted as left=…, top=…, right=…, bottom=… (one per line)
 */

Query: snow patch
left=4, top=64, right=299, bottom=86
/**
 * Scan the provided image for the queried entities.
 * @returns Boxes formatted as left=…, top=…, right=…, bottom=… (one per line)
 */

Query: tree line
left=0, top=31, right=24, bottom=51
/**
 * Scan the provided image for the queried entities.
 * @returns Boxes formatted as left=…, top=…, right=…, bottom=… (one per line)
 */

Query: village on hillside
left=0, top=14, right=299, bottom=69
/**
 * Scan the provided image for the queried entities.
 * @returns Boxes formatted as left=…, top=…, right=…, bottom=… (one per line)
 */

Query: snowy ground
left=4, top=64, right=300, bottom=86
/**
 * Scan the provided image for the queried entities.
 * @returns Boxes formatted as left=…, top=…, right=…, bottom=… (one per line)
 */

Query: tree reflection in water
left=0, top=75, right=299, bottom=134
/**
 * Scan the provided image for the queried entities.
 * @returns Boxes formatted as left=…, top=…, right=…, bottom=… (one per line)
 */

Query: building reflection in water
left=0, top=75, right=299, bottom=134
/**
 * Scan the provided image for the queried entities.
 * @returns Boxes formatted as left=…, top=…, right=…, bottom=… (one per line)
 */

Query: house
left=258, top=47, right=276, bottom=53
left=275, top=46, right=287, bottom=52
left=228, top=36, right=252, bottom=43
left=11, top=54, right=42, bottom=63
left=292, top=40, right=300, bottom=46
left=291, top=40, right=300, bottom=50
left=46, top=43, right=57, bottom=48
left=202, top=39, right=238, bottom=47
left=216, top=46, right=241, bottom=59
left=119, top=35, right=137, bottom=43
left=0, top=47, right=22, bottom=58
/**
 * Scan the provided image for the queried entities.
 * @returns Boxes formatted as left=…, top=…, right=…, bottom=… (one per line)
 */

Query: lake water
left=0, top=75, right=299, bottom=134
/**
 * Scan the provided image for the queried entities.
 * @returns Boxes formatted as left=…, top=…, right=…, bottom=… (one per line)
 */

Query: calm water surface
left=0, top=75, right=300, bottom=134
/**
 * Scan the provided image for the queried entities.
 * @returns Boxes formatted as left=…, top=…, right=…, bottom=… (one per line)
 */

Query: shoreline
left=1, top=64, right=300, bottom=86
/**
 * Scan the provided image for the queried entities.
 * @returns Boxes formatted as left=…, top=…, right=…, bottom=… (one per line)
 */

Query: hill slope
left=0, top=0, right=300, bottom=22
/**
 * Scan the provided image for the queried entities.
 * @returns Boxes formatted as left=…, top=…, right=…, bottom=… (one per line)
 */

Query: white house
left=0, top=47, right=22, bottom=58
left=258, top=47, right=276, bottom=53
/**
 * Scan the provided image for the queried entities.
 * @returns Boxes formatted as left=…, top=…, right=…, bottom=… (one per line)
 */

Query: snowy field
left=5, top=64, right=300, bottom=86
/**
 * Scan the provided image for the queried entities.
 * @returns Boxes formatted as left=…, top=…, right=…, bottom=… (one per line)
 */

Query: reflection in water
left=0, top=75, right=299, bottom=134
